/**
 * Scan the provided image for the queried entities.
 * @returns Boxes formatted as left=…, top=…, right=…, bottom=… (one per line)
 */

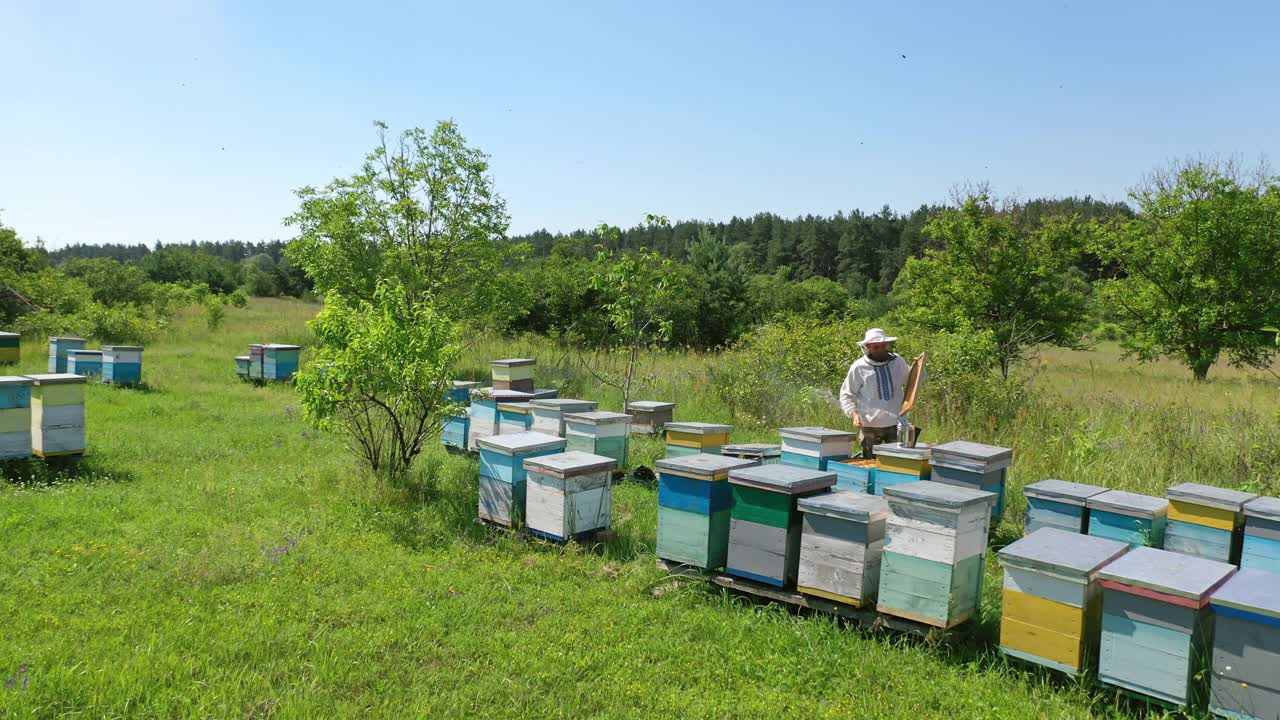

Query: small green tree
left=1090, top=159, right=1280, bottom=380
left=897, top=194, right=1089, bottom=377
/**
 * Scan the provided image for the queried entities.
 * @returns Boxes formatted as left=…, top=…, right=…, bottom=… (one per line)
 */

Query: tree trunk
left=1187, top=346, right=1215, bottom=381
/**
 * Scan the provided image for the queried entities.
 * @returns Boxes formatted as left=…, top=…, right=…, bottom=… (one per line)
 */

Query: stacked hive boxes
left=262, top=344, right=300, bottom=381
left=665, top=422, right=732, bottom=458
left=1164, top=483, right=1257, bottom=564
left=442, top=381, right=481, bottom=451
left=796, top=491, right=889, bottom=607
left=524, top=451, right=617, bottom=542
left=449, top=380, right=481, bottom=403
left=476, top=431, right=565, bottom=527
left=48, top=337, right=86, bottom=373
left=627, top=401, right=676, bottom=434
left=1208, top=569, right=1280, bottom=720
left=779, top=427, right=853, bottom=471
left=0, top=376, right=33, bottom=459
left=1097, top=547, right=1235, bottom=708
left=656, top=454, right=758, bottom=569
left=102, top=346, right=143, bottom=385
left=497, top=400, right=533, bottom=435
left=530, top=399, right=597, bottom=437
left=66, top=350, right=103, bottom=377
left=929, top=441, right=1011, bottom=523
left=721, top=443, right=781, bottom=465
left=490, top=358, right=535, bottom=392
left=0, top=331, right=18, bottom=364
left=563, top=411, right=631, bottom=466
left=1241, top=497, right=1280, bottom=573
left=999, top=528, right=1129, bottom=675
left=28, top=373, right=86, bottom=457
left=725, top=464, right=834, bottom=588
left=828, top=459, right=878, bottom=494
left=1087, top=490, right=1168, bottom=549
left=878, top=481, right=997, bottom=629
left=872, top=443, right=931, bottom=495
left=1023, top=479, right=1107, bottom=534
left=468, top=389, right=530, bottom=450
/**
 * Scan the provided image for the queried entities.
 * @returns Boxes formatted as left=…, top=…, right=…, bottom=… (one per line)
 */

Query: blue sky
left=2, top=1, right=1277, bottom=249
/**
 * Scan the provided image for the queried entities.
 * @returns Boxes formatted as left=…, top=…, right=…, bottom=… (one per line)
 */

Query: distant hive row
left=235, top=343, right=300, bottom=382
left=0, top=373, right=87, bottom=459
left=49, top=337, right=144, bottom=385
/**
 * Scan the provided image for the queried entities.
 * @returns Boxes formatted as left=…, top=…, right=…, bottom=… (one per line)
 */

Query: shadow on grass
left=1, top=454, right=138, bottom=487
left=104, top=381, right=160, bottom=394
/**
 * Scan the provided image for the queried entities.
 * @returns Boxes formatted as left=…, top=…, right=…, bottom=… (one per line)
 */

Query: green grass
left=2, top=298, right=1265, bottom=718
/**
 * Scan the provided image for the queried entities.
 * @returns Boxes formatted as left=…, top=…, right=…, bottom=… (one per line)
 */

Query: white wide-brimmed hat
left=857, top=327, right=898, bottom=347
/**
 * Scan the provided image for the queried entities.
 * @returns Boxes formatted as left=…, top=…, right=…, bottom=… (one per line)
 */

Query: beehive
left=1241, top=497, right=1280, bottom=574
left=0, top=375, right=33, bottom=459
left=490, top=358, right=535, bottom=393
left=929, top=440, right=1012, bottom=522
left=1208, top=569, right=1280, bottom=720
left=878, top=481, right=997, bottom=629
left=665, top=421, right=732, bottom=458
left=66, top=350, right=103, bottom=377
left=235, top=355, right=250, bottom=379
left=530, top=399, right=598, bottom=437
left=721, top=443, right=782, bottom=465
left=441, top=409, right=469, bottom=451
left=872, top=442, right=932, bottom=495
left=0, top=331, right=18, bottom=365
left=1024, top=479, right=1108, bottom=534
left=26, top=373, right=86, bottom=457
left=1088, top=490, right=1169, bottom=549
left=627, top=400, right=676, bottom=434
left=262, top=344, right=300, bottom=381
left=779, top=427, right=854, bottom=471
left=449, top=380, right=482, bottom=404
left=248, top=344, right=265, bottom=379
left=656, top=454, right=759, bottom=570
left=497, top=401, right=533, bottom=435
left=726, top=464, right=835, bottom=588
left=796, top=491, right=889, bottom=607
left=524, top=451, right=617, bottom=542
left=563, top=411, right=631, bottom=466
left=48, top=337, right=87, bottom=373
left=828, top=458, right=878, bottom=494
left=476, top=431, right=565, bottom=527
left=467, top=389, right=531, bottom=451
left=102, top=345, right=143, bottom=385
left=1097, top=547, right=1235, bottom=708
left=1164, top=483, right=1257, bottom=564
left=999, top=528, right=1129, bottom=675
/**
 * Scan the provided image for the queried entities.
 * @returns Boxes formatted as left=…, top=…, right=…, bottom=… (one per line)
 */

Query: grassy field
left=3, top=298, right=1276, bottom=718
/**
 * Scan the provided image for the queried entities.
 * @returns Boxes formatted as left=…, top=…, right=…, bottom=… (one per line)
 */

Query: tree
left=1090, top=159, right=1280, bottom=380
left=897, top=193, right=1089, bottom=377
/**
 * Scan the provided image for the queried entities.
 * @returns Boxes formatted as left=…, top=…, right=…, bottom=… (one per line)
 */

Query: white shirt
left=838, top=353, right=920, bottom=428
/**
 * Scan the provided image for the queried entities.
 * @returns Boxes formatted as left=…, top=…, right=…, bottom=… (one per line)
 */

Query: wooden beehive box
left=490, top=358, right=535, bottom=393
left=999, top=527, right=1129, bottom=675
left=248, top=344, right=265, bottom=379
left=1097, top=546, right=1236, bottom=708
left=530, top=399, right=598, bottom=437
left=524, top=451, right=617, bottom=542
left=468, top=389, right=531, bottom=450
left=1242, top=496, right=1280, bottom=574
left=721, top=443, right=782, bottom=465
left=1024, top=479, right=1108, bottom=534
left=449, top=380, right=482, bottom=404
left=779, top=426, right=854, bottom=471
left=878, top=481, right=997, bottom=629
left=48, top=337, right=86, bottom=374
left=0, top=375, right=33, bottom=460
left=872, top=442, right=932, bottom=495
left=828, top=458, right=878, bottom=494
left=497, top=401, right=533, bottom=435
left=441, top=410, right=469, bottom=451
left=0, top=331, right=18, bottom=365
left=725, top=464, right=835, bottom=588
left=235, top=355, right=251, bottom=379
left=101, top=345, right=143, bottom=385
left=1208, top=568, right=1280, bottom=720
left=563, top=411, right=631, bottom=466
left=626, top=400, right=676, bottom=434
left=655, top=454, right=759, bottom=570
left=26, top=373, right=86, bottom=457
left=796, top=491, right=889, bottom=607
left=929, top=440, right=1012, bottom=523
left=664, top=421, right=732, bottom=458
left=1165, top=483, right=1257, bottom=564
left=476, top=431, right=565, bottom=527
left=263, top=344, right=300, bottom=381
left=66, top=350, right=103, bottom=378
left=1087, top=490, right=1169, bottom=549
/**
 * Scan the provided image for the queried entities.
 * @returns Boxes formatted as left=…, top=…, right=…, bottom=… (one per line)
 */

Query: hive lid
left=1087, top=489, right=1168, bottom=517
left=475, top=431, right=566, bottom=455
left=1167, top=482, right=1258, bottom=512
left=1245, top=496, right=1280, bottom=522
left=1098, top=546, right=1235, bottom=601
left=102, top=345, right=144, bottom=351
left=721, top=443, right=782, bottom=456
left=264, top=343, right=301, bottom=350
left=530, top=398, right=598, bottom=412
left=627, top=400, right=676, bottom=411
left=1024, top=479, right=1109, bottom=505
left=490, top=358, right=536, bottom=367
left=872, top=442, right=932, bottom=461
left=656, top=454, right=758, bottom=477
left=0, top=375, right=34, bottom=387
left=475, top=388, right=533, bottom=402
left=49, top=336, right=87, bottom=342
left=0, top=331, right=18, bottom=337
left=881, top=480, right=998, bottom=509
left=528, top=388, right=560, bottom=399
left=728, top=464, right=835, bottom=494
left=798, top=491, right=889, bottom=523
left=452, top=380, right=482, bottom=390
left=1210, top=569, right=1280, bottom=620
left=24, top=373, right=87, bottom=386
left=563, top=411, right=632, bottom=425
left=667, top=421, right=733, bottom=435
left=235, top=355, right=251, bottom=361
left=779, top=426, right=856, bottom=442
left=523, top=450, right=617, bottom=477
left=930, top=440, right=1012, bottom=463
left=496, top=401, right=532, bottom=411
left=999, top=527, right=1129, bottom=577
left=68, top=350, right=104, bottom=357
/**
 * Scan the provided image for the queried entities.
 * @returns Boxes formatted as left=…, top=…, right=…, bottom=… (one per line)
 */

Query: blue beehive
left=656, top=454, right=759, bottom=570
left=1242, top=496, right=1280, bottom=574
left=1088, top=490, right=1168, bottom=549
left=102, top=345, right=143, bottom=385
left=828, top=458, right=879, bottom=494
left=66, top=350, right=103, bottom=377
left=48, top=337, right=87, bottom=373
left=262, top=344, right=300, bottom=381
left=468, top=389, right=531, bottom=451
left=1024, top=479, right=1108, bottom=535
left=929, top=440, right=1011, bottom=523
left=0, top=375, right=33, bottom=460
left=449, top=380, right=481, bottom=404
left=476, top=431, right=565, bottom=528
left=1165, top=483, right=1258, bottom=564
left=779, top=427, right=854, bottom=471
left=1208, top=569, right=1280, bottom=720
left=442, top=381, right=481, bottom=451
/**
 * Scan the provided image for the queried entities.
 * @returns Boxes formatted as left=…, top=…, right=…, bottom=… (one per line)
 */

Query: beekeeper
left=838, top=328, right=924, bottom=458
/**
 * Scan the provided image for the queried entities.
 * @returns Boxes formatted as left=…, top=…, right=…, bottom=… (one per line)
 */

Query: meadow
left=2, top=297, right=1277, bottom=719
